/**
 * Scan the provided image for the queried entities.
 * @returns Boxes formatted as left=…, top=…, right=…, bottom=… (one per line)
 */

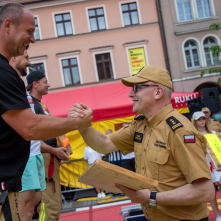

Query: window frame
left=57, top=52, right=82, bottom=87
left=174, top=0, right=195, bottom=22
left=85, top=5, right=108, bottom=32
left=33, top=15, right=42, bottom=40
left=91, top=49, right=116, bottom=82
left=124, top=43, right=149, bottom=77
left=194, top=0, right=215, bottom=19
left=201, top=34, right=221, bottom=67
left=52, top=10, right=75, bottom=37
left=174, top=0, right=216, bottom=23
left=182, top=37, right=203, bottom=70
left=119, top=0, right=142, bottom=27
left=28, top=57, right=48, bottom=82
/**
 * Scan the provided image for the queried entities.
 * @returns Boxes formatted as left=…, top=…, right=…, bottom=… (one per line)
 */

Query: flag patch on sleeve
left=184, top=135, right=195, bottom=143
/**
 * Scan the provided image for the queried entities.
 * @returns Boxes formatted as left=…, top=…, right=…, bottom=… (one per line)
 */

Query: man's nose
left=128, top=88, right=135, bottom=97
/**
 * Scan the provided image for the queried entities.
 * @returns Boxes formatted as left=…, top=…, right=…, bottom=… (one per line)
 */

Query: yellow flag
left=204, top=134, right=221, bottom=164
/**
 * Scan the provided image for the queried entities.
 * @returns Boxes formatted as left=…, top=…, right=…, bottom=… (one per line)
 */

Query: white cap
left=192, top=111, right=206, bottom=120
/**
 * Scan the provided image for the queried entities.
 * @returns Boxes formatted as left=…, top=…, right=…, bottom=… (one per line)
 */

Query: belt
left=181, top=217, right=209, bottom=221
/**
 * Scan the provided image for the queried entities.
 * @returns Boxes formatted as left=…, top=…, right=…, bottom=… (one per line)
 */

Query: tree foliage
left=201, top=22, right=221, bottom=83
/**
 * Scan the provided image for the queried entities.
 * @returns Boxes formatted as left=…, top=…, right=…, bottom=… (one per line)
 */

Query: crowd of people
left=0, top=2, right=221, bottom=221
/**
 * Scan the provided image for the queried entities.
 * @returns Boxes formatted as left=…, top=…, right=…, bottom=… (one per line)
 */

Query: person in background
left=26, top=71, right=73, bottom=220
left=106, top=129, right=122, bottom=167
left=202, top=107, right=221, bottom=133
left=121, top=122, right=135, bottom=172
left=193, top=111, right=221, bottom=221
left=84, top=146, right=106, bottom=198
left=10, top=51, right=45, bottom=221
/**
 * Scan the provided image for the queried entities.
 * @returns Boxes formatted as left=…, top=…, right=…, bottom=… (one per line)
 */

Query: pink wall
left=27, top=0, right=166, bottom=91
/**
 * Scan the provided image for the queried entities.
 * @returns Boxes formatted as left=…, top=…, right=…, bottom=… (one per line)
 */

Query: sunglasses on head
left=132, top=84, right=158, bottom=93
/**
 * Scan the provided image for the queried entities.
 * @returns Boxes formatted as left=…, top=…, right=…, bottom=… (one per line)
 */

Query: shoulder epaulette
left=166, top=116, right=183, bottom=132
left=134, top=114, right=146, bottom=120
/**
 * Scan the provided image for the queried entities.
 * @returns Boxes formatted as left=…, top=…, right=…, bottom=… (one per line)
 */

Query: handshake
left=68, top=103, right=93, bottom=132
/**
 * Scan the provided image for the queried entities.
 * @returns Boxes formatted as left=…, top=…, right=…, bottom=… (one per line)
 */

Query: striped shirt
left=108, top=150, right=122, bottom=162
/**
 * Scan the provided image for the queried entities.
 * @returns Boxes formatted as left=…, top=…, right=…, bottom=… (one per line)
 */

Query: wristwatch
left=148, top=191, right=157, bottom=209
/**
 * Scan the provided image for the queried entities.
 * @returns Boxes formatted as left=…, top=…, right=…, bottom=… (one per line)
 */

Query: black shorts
left=0, top=190, right=21, bottom=221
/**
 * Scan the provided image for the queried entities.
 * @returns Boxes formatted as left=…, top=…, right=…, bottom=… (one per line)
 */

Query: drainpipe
left=155, top=0, right=172, bottom=83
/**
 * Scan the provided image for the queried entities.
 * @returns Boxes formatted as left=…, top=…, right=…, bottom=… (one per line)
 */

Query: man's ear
left=5, top=18, right=12, bottom=34
left=155, top=87, right=164, bottom=100
left=32, top=81, right=37, bottom=89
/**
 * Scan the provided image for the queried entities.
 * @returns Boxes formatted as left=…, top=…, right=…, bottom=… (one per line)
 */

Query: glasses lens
left=133, top=84, right=137, bottom=93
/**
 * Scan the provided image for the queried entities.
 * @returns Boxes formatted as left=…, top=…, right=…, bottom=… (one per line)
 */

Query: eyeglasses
left=132, top=84, right=158, bottom=93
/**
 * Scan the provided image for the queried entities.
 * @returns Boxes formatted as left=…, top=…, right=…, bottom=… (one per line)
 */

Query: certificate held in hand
left=79, top=159, right=158, bottom=194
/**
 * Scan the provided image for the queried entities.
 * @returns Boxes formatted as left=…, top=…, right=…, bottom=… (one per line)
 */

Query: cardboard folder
left=79, top=159, right=158, bottom=194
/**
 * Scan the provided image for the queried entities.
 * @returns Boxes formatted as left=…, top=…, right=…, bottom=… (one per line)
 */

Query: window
left=121, top=2, right=139, bottom=26
left=203, top=37, right=219, bottom=66
left=29, top=63, right=45, bottom=73
left=196, top=0, right=211, bottom=19
left=176, top=0, right=192, bottom=22
left=184, top=40, right=200, bottom=68
left=61, top=58, right=80, bottom=86
left=95, top=53, right=113, bottom=80
left=55, top=13, right=73, bottom=37
left=34, top=17, right=40, bottom=40
left=88, top=8, right=106, bottom=31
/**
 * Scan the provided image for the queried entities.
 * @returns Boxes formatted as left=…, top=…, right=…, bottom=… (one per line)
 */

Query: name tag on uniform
left=134, top=132, right=143, bottom=143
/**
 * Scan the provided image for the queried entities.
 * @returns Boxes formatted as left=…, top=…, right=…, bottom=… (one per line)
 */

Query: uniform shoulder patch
left=166, top=116, right=183, bottom=132
left=134, top=114, right=146, bottom=120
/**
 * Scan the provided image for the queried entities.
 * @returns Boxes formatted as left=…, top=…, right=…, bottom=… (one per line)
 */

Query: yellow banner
left=204, top=134, right=221, bottom=164
left=129, top=47, right=146, bottom=75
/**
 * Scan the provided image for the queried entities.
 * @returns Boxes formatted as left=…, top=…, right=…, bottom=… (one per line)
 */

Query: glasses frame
left=132, top=84, right=158, bottom=93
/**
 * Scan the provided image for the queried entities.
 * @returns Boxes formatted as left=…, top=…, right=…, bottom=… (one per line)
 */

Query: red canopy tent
left=42, top=82, right=199, bottom=120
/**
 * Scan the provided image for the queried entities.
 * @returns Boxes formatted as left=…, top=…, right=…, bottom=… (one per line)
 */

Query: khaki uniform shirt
left=109, top=104, right=211, bottom=221
left=208, top=118, right=221, bottom=133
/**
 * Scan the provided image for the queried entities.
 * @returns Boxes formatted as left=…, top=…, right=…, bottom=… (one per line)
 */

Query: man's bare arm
left=116, top=178, right=214, bottom=205
left=2, top=107, right=93, bottom=141
left=40, top=141, right=70, bottom=161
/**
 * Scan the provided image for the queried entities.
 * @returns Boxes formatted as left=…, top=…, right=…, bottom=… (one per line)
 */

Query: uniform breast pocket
left=149, top=148, right=170, bottom=181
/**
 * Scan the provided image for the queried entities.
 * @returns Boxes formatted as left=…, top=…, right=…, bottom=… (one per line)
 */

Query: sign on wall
left=129, top=47, right=146, bottom=75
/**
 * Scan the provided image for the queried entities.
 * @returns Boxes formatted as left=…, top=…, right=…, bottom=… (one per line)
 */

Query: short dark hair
left=0, top=2, right=25, bottom=28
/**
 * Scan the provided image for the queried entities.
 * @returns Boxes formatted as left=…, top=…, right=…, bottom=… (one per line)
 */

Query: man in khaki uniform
left=70, top=65, right=214, bottom=221
left=202, top=107, right=221, bottom=132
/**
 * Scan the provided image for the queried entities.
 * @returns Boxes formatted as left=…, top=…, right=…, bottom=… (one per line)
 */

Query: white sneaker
left=101, top=192, right=106, bottom=198
left=216, top=215, right=221, bottom=221
left=97, top=193, right=102, bottom=198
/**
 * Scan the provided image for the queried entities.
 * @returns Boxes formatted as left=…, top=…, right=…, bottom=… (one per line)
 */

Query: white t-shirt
left=26, top=91, right=41, bottom=157
left=84, top=146, right=102, bottom=165
left=121, top=152, right=135, bottom=160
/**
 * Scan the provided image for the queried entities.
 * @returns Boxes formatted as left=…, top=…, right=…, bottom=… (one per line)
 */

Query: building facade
left=157, top=0, right=221, bottom=93
left=3, top=0, right=166, bottom=92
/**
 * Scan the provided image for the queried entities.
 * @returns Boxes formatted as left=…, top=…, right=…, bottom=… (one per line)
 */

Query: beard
left=16, top=61, right=27, bottom=76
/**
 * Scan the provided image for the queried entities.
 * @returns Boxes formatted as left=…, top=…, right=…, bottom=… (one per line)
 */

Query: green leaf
left=217, top=77, right=221, bottom=84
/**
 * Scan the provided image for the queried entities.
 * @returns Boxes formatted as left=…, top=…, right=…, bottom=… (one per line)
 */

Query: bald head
left=0, top=3, right=25, bottom=28
left=105, top=129, right=113, bottom=135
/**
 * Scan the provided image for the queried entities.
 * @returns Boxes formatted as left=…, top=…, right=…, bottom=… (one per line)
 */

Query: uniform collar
left=147, top=104, right=174, bottom=129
